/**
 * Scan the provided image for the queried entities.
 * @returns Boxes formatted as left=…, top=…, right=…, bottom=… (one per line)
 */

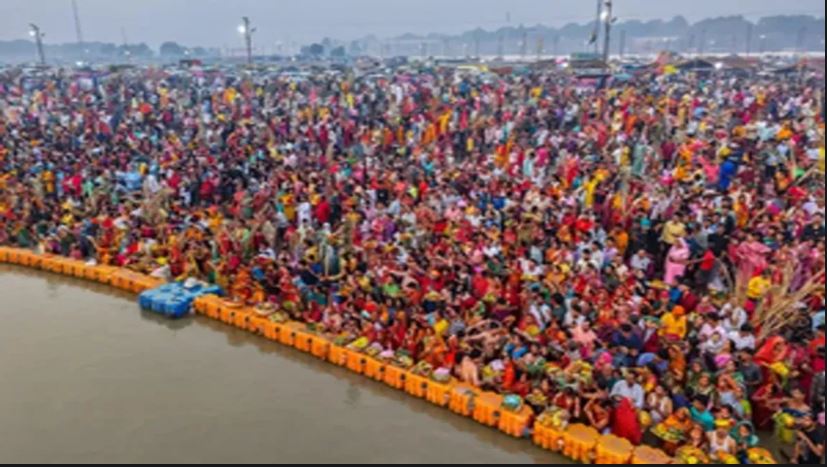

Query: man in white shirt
left=630, top=249, right=651, bottom=273
left=698, top=314, right=727, bottom=342
left=729, top=324, right=757, bottom=352
left=721, top=302, right=748, bottom=333
left=483, top=242, right=501, bottom=258
left=528, top=297, right=551, bottom=330
left=297, top=198, right=312, bottom=227
left=611, top=372, right=645, bottom=409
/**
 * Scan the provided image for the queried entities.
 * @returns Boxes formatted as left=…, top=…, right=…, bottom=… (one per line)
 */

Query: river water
left=0, top=265, right=568, bottom=464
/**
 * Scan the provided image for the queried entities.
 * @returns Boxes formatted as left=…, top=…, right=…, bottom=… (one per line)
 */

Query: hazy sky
left=3, top=0, right=824, bottom=48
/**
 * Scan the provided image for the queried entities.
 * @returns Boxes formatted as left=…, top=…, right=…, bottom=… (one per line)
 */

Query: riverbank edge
left=0, top=246, right=679, bottom=464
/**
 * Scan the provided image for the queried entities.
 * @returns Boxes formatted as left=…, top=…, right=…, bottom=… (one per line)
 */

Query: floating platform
left=138, top=282, right=223, bottom=319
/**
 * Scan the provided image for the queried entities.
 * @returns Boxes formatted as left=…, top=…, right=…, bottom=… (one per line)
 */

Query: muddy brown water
left=0, top=265, right=570, bottom=464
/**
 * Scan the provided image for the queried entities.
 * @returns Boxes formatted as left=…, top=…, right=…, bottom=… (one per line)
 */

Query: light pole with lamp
left=29, top=23, right=46, bottom=65
left=238, top=17, right=255, bottom=66
left=601, top=1, right=615, bottom=67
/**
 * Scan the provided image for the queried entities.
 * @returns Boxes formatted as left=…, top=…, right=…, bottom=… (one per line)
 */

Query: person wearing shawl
left=664, top=237, right=691, bottom=286
left=612, top=396, right=643, bottom=445
left=653, top=407, right=694, bottom=453
left=660, top=305, right=688, bottom=340
left=754, top=336, right=791, bottom=380
left=732, top=421, right=760, bottom=460
left=734, top=233, right=772, bottom=281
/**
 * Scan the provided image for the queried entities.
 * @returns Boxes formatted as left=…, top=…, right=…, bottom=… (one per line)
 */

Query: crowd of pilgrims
left=1, top=63, right=824, bottom=463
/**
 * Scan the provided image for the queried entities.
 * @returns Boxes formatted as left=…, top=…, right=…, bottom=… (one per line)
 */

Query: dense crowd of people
left=0, top=62, right=824, bottom=463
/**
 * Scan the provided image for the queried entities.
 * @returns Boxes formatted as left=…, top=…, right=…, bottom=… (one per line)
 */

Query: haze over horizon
left=2, top=0, right=825, bottom=49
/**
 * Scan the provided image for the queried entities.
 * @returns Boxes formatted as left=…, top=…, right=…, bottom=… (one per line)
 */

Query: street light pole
left=239, top=16, right=254, bottom=66
left=602, top=1, right=613, bottom=66
left=29, top=23, right=46, bottom=65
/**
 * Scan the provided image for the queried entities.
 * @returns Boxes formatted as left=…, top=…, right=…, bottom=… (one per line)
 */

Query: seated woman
left=732, top=421, right=759, bottom=463
left=652, top=407, right=694, bottom=454
left=646, top=384, right=674, bottom=426
left=675, top=424, right=711, bottom=463
left=525, top=378, right=552, bottom=415
left=584, top=397, right=612, bottom=434
left=551, top=386, right=581, bottom=419
left=458, top=349, right=481, bottom=387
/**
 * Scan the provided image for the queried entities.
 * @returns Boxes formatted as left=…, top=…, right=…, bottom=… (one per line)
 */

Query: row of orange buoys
left=1, top=246, right=677, bottom=464
left=0, top=247, right=162, bottom=294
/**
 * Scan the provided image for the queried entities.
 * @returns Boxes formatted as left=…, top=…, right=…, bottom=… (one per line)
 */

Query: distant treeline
left=376, top=14, right=826, bottom=56
left=2, top=14, right=824, bottom=64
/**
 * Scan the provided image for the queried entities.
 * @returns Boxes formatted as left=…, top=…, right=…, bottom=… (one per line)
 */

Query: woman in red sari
left=751, top=375, right=785, bottom=430
left=612, top=396, right=643, bottom=445
left=754, top=336, right=791, bottom=382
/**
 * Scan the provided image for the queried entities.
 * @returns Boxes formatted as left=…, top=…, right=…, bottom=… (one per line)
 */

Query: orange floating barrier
left=498, top=405, right=533, bottom=438
left=472, top=392, right=502, bottom=427
left=56, top=258, right=71, bottom=274
left=449, top=383, right=478, bottom=416
left=383, top=364, right=406, bottom=389
left=205, top=298, right=222, bottom=320
left=309, top=335, right=330, bottom=359
left=81, top=264, right=98, bottom=281
left=192, top=296, right=210, bottom=315
left=99, top=266, right=119, bottom=284
left=596, top=434, right=634, bottom=464
left=40, top=255, right=61, bottom=273
left=70, top=261, right=87, bottom=278
left=216, top=300, right=241, bottom=324
left=232, top=308, right=252, bottom=330
left=425, top=380, right=453, bottom=407
left=327, top=344, right=347, bottom=366
left=404, top=372, right=429, bottom=398
left=31, top=253, right=45, bottom=269
left=345, top=349, right=365, bottom=374
left=363, top=357, right=384, bottom=380
left=219, top=305, right=234, bottom=324
left=82, top=264, right=115, bottom=283
left=18, top=250, right=39, bottom=268
left=562, top=424, right=600, bottom=464
left=6, top=248, right=23, bottom=264
left=60, top=259, right=77, bottom=276
left=278, top=323, right=296, bottom=346
left=135, top=276, right=163, bottom=293
left=631, top=445, right=673, bottom=465
left=0, top=247, right=10, bottom=263
left=533, top=422, right=565, bottom=452
left=108, top=270, right=156, bottom=293
left=247, top=315, right=269, bottom=334
left=262, top=320, right=280, bottom=341
left=293, top=329, right=313, bottom=353
left=108, top=270, right=130, bottom=290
